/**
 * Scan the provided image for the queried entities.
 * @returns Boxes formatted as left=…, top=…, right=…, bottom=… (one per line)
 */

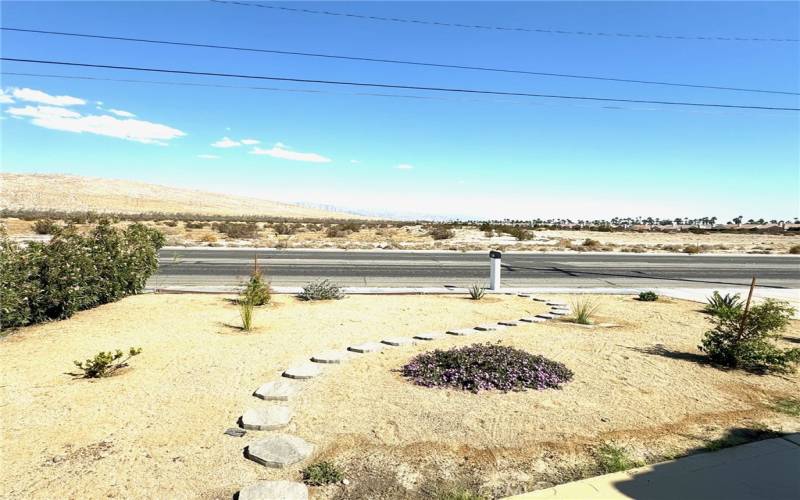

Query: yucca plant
left=239, top=296, right=255, bottom=331
left=704, top=291, right=743, bottom=317
left=468, top=283, right=486, bottom=300
left=571, top=297, right=600, bottom=325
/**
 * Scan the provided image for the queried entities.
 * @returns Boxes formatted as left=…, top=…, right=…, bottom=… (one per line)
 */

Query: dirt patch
left=1, top=294, right=798, bottom=499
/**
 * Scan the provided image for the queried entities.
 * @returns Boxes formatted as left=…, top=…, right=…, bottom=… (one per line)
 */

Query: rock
left=311, top=350, right=348, bottom=364
left=254, top=380, right=300, bottom=401
left=520, top=317, right=545, bottom=323
left=347, top=342, right=384, bottom=353
left=238, top=481, right=308, bottom=500
left=446, top=328, right=477, bottom=336
left=241, top=406, right=293, bottom=431
left=224, top=428, right=246, bottom=437
left=282, top=363, right=322, bottom=380
left=414, top=332, right=444, bottom=341
left=381, top=337, right=415, bottom=346
left=246, top=434, right=314, bottom=468
left=498, top=320, right=519, bottom=326
left=474, top=324, right=498, bottom=331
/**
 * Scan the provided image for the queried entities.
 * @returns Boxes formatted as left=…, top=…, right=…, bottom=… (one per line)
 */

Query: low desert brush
left=468, top=283, right=486, bottom=300
left=239, top=297, right=255, bottom=331
left=242, top=271, right=271, bottom=306
left=638, top=291, right=658, bottom=302
left=298, top=279, right=344, bottom=301
left=74, top=347, right=142, bottom=378
left=301, top=461, right=344, bottom=486
left=595, top=443, right=643, bottom=473
left=571, top=296, right=600, bottom=324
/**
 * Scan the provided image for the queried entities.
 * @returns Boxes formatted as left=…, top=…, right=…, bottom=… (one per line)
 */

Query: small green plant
left=595, top=443, right=643, bottom=473
left=298, top=279, right=344, bottom=301
left=301, top=460, right=344, bottom=486
left=239, top=297, right=255, bottom=331
left=704, top=291, right=743, bottom=317
left=434, top=486, right=486, bottom=500
left=638, top=291, right=658, bottom=302
left=699, top=299, right=799, bottom=373
left=33, top=219, right=60, bottom=235
left=74, top=347, right=142, bottom=378
left=571, top=296, right=600, bottom=325
left=772, top=398, right=800, bottom=417
left=468, top=283, right=485, bottom=300
left=242, top=256, right=271, bottom=306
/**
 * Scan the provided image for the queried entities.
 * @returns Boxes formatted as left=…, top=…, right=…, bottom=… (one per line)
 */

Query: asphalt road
left=151, top=248, right=800, bottom=289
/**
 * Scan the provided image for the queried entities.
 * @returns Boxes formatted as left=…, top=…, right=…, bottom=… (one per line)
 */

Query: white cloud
left=109, top=108, right=136, bottom=118
left=211, top=136, right=241, bottom=148
left=6, top=105, right=185, bottom=144
left=197, top=154, right=220, bottom=159
left=12, top=87, right=86, bottom=106
left=250, top=143, right=331, bottom=163
left=395, top=163, right=414, bottom=170
left=240, top=138, right=260, bottom=145
left=0, top=89, right=14, bottom=104
left=350, top=159, right=361, bottom=164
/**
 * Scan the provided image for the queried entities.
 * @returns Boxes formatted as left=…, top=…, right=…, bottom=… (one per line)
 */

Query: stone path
left=236, top=293, right=573, bottom=497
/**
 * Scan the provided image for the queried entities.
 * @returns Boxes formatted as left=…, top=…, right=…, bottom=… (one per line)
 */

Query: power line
left=3, top=57, right=797, bottom=111
left=210, top=0, right=800, bottom=43
left=3, top=27, right=797, bottom=96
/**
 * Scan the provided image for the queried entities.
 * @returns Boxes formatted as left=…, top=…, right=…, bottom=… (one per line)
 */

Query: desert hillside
left=0, top=173, right=362, bottom=219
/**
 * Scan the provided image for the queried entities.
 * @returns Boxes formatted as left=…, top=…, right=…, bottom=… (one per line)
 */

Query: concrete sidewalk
left=506, top=434, right=800, bottom=500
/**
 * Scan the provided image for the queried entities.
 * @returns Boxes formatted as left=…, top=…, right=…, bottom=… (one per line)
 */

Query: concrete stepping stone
left=475, top=324, right=507, bottom=331
left=547, top=301, right=568, bottom=307
left=348, top=342, right=384, bottom=353
left=254, top=380, right=300, bottom=401
left=520, top=317, right=545, bottom=323
left=311, top=350, right=348, bottom=364
left=239, top=481, right=308, bottom=500
left=446, top=328, right=477, bottom=336
left=536, top=313, right=556, bottom=320
left=381, top=337, right=416, bottom=346
left=549, top=310, right=568, bottom=316
left=517, top=293, right=531, bottom=297
left=282, top=363, right=322, bottom=380
left=414, top=332, right=444, bottom=341
left=498, top=320, right=519, bottom=327
left=245, top=434, right=314, bottom=468
left=532, top=297, right=548, bottom=302
left=241, top=406, right=293, bottom=431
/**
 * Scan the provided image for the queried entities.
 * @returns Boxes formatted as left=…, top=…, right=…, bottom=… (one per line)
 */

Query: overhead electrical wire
left=209, top=0, right=800, bottom=43
left=2, top=27, right=797, bottom=96
left=2, top=57, right=797, bottom=111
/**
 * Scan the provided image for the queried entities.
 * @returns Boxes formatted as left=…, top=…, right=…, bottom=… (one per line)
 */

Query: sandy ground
left=1, top=294, right=798, bottom=499
left=4, top=218, right=799, bottom=254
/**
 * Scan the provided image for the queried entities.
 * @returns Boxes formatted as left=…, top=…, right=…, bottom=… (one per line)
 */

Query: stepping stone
left=549, top=310, right=568, bottom=316
left=517, top=293, right=531, bottom=297
left=239, top=481, right=308, bottom=500
left=414, top=332, right=444, bottom=341
left=225, top=428, right=247, bottom=437
left=245, top=434, right=314, bottom=468
left=520, top=317, right=545, bottom=323
left=254, top=380, right=300, bottom=401
left=536, top=314, right=556, bottom=320
left=348, top=342, right=384, bottom=353
left=547, top=302, right=568, bottom=307
left=475, top=324, right=507, bottom=331
left=311, top=350, right=348, bottom=364
left=241, top=406, right=293, bottom=431
left=282, top=363, right=322, bottom=380
left=498, top=320, right=519, bottom=327
left=381, top=337, right=415, bottom=346
left=446, top=328, right=477, bottom=336
left=532, top=297, right=548, bottom=302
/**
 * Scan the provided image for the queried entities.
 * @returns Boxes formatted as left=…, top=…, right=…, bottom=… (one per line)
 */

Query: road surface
left=151, top=248, right=800, bottom=289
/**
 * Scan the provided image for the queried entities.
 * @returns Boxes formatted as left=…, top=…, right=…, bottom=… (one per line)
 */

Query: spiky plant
left=468, top=283, right=486, bottom=300
left=571, top=296, right=600, bottom=325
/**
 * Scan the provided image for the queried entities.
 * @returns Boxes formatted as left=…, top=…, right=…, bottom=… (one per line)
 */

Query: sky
left=1, top=1, right=798, bottom=221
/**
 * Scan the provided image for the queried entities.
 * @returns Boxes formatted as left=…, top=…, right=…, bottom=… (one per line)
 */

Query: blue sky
left=1, top=1, right=798, bottom=220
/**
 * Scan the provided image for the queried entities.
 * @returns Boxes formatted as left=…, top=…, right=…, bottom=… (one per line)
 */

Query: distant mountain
left=0, top=173, right=364, bottom=219
left=293, top=201, right=468, bottom=221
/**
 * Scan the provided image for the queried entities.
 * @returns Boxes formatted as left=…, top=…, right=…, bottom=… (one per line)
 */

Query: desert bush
left=789, top=244, right=800, bottom=255
left=199, top=233, right=217, bottom=243
left=506, top=226, right=532, bottom=241
left=163, top=220, right=178, bottom=227
left=273, top=222, right=295, bottom=235
left=468, top=283, right=485, bottom=300
left=478, top=222, right=493, bottom=232
left=401, top=342, right=573, bottom=392
left=700, top=299, right=798, bottom=373
left=571, top=296, right=600, bottom=324
left=242, top=271, right=271, bottom=306
left=638, top=291, right=658, bottom=302
left=0, top=222, right=164, bottom=330
left=212, top=222, right=258, bottom=239
left=185, top=221, right=207, bottom=229
left=582, top=238, right=601, bottom=248
left=429, top=225, right=455, bottom=240
left=682, top=244, right=703, bottom=254
left=704, top=291, right=743, bottom=317
left=74, top=347, right=142, bottom=378
left=298, top=279, right=344, bottom=301
left=301, top=461, right=344, bottom=486
left=239, top=297, right=255, bottom=331
left=595, top=443, right=643, bottom=473
left=339, top=222, right=361, bottom=232
left=33, top=219, right=60, bottom=235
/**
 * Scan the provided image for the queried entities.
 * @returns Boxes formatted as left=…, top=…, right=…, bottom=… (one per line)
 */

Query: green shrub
left=212, top=222, right=258, bottom=239
left=33, top=219, right=60, bottom=235
left=468, top=283, right=485, bottom=300
left=699, top=299, right=799, bottom=373
left=638, top=291, right=658, bottom=302
left=301, top=461, right=344, bottom=486
left=595, top=443, right=643, bottom=473
left=506, top=226, right=532, bottom=241
left=704, top=291, right=743, bottom=317
left=772, top=398, right=800, bottom=417
left=0, top=222, right=164, bottom=330
left=242, top=271, right=271, bottom=306
left=571, top=296, right=600, bottom=325
left=74, top=347, right=142, bottom=378
left=298, top=279, right=344, bottom=301
left=429, top=225, right=455, bottom=240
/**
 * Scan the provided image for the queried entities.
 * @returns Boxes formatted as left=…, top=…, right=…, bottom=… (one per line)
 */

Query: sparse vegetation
left=401, top=342, right=573, bottom=392
left=211, top=221, right=258, bottom=239
left=704, top=291, right=743, bottom=317
left=582, top=238, right=601, bottom=248
left=468, top=283, right=486, bottom=300
left=298, top=279, right=344, bottom=301
left=33, top=218, right=60, bottom=235
left=595, top=443, right=643, bottom=473
left=772, top=398, right=800, bottom=417
left=789, top=244, right=800, bottom=254
left=638, top=291, right=658, bottom=302
left=273, top=222, right=295, bottom=235
left=571, top=296, right=600, bottom=325
left=699, top=298, right=799, bottom=373
left=239, top=297, right=255, bottom=331
left=682, top=244, right=703, bottom=254
left=74, top=347, right=142, bottom=378
left=506, top=226, right=532, bottom=241
left=301, top=460, right=344, bottom=486
left=429, top=225, right=455, bottom=240
left=242, top=257, right=271, bottom=306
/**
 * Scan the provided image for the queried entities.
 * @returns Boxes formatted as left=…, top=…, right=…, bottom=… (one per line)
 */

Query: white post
left=489, top=250, right=501, bottom=290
